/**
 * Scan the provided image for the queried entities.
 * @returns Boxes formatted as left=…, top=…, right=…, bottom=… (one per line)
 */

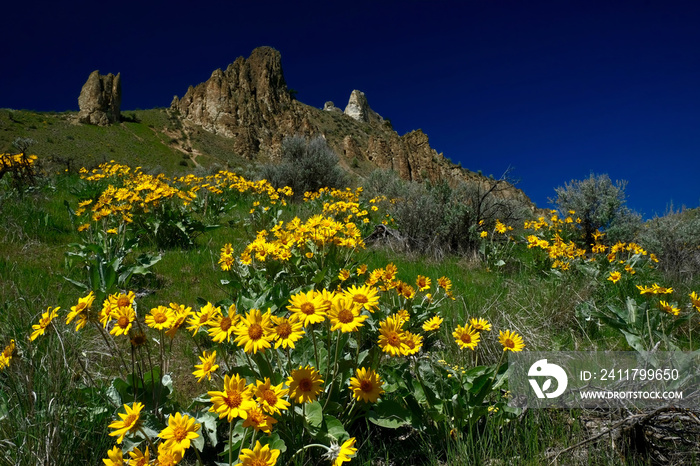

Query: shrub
left=638, top=206, right=700, bottom=281
left=366, top=170, right=531, bottom=255
left=260, top=136, right=346, bottom=198
left=552, top=173, right=641, bottom=245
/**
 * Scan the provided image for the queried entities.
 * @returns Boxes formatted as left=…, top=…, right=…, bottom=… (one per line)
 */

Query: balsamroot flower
left=498, top=330, right=525, bottom=352
left=453, top=324, right=480, bottom=351
left=108, top=401, right=144, bottom=443
left=158, top=412, right=200, bottom=454
left=238, top=440, right=280, bottom=466
left=287, top=365, right=324, bottom=403
left=349, top=368, right=385, bottom=403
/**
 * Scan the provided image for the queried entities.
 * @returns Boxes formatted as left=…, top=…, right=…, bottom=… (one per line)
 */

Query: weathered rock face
left=170, top=47, right=535, bottom=208
left=78, top=70, right=121, bottom=126
left=323, top=101, right=341, bottom=113
left=344, top=90, right=383, bottom=125
left=173, top=46, right=308, bottom=158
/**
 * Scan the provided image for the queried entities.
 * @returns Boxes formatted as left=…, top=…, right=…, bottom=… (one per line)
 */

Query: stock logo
left=528, top=359, right=568, bottom=399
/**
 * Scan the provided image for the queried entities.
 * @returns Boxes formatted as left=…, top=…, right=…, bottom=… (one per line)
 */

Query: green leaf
left=266, top=432, right=287, bottom=453
left=304, top=401, right=324, bottom=430
left=368, top=400, right=410, bottom=429
left=324, top=415, right=349, bottom=442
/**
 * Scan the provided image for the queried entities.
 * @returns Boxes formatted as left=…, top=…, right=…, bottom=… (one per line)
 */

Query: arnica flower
left=109, top=305, right=136, bottom=336
left=453, top=324, right=480, bottom=350
left=480, top=231, right=488, bottom=238
left=186, top=302, right=220, bottom=335
left=343, top=284, right=381, bottom=312
left=108, top=401, right=144, bottom=444
left=145, top=305, right=174, bottom=330
left=422, top=315, right=443, bottom=332
left=324, top=437, right=358, bottom=466
left=349, top=368, right=385, bottom=403
left=437, top=276, right=453, bottom=292
left=338, top=269, right=351, bottom=281
left=127, top=446, right=149, bottom=466
left=234, top=308, right=275, bottom=354
left=470, top=318, right=492, bottom=332
left=378, top=316, right=409, bottom=356
left=607, top=271, right=622, bottom=284
left=416, top=275, right=431, bottom=291
left=109, top=291, right=136, bottom=310
left=328, top=297, right=368, bottom=333
left=287, top=290, right=328, bottom=327
left=402, top=332, right=423, bottom=355
left=208, top=304, right=239, bottom=343
left=254, top=378, right=290, bottom=415
left=99, top=299, right=114, bottom=328
left=208, top=373, right=255, bottom=422
left=65, top=291, right=95, bottom=331
left=30, top=306, right=60, bottom=341
left=659, top=301, right=680, bottom=316
left=271, top=315, right=305, bottom=349
left=238, top=440, right=280, bottom=466
left=689, top=291, right=700, bottom=311
left=165, top=302, right=192, bottom=338
left=287, top=365, right=324, bottom=403
left=156, top=442, right=182, bottom=466
left=499, top=330, right=525, bottom=352
left=102, top=445, right=124, bottom=466
left=158, top=412, right=200, bottom=454
left=0, top=340, right=15, bottom=370
left=242, top=405, right=278, bottom=433
left=193, top=350, right=219, bottom=383
left=395, top=309, right=410, bottom=324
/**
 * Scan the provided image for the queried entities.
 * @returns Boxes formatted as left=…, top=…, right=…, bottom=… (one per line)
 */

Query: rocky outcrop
left=78, top=70, right=121, bottom=126
left=344, top=90, right=383, bottom=125
left=323, top=101, right=342, bottom=113
left=172, top=46, right=308, bottom=158
left=170, top=47, right=535, bottom=207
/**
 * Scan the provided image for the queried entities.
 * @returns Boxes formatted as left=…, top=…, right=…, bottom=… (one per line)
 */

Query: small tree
left=552, top=173, right=641, bottom=246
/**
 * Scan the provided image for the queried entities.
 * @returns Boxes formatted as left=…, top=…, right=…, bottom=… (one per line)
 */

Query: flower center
left=298, top=378, right=312, bottom=392
left=250, top=458, right=268, bottom=466
left=276, top=322, right=292, bottom=338
left=504, top=338, right=515, bottom=349
left=360, top=380, right=373, bottom=392
left=249, top=410, right=265, bottom=425
left=202, top=361, right=212, bottom=372
left=300, top=303, right=315, bottom=315
left=262, top=389, right=277, bottom=406
left=405, top=339, right=416, bottom=349
left=198, top=313, right=209, bottom=324
left=353, top=294, right=368, bottom=304
left=154, top=312, right=167, bottom=324
left=461, top=333, right=472, bottom=344
left=220, top=317, right=232, bottom=331
left=172, top=426, right=187, bottom=442
left=118, top=316, right=129, bottom=328
left=117, top=296, right=130, bottom=307
left=123, top=413, right=139, bottom=429
left=248, top=323, right=263, bottom=340
left=337, top=309, right=354, bottom=324
left=225, top=391, right=242, bottom=408
left=75, top=302, right=87, bottom=312
left=387, top=332, right=401, bottom=346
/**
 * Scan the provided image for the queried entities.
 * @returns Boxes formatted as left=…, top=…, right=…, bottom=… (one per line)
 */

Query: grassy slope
left=2, top=111, right=698, bottom=464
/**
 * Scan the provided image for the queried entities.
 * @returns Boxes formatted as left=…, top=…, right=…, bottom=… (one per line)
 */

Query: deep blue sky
left=5, top=0, right=700, bottom=217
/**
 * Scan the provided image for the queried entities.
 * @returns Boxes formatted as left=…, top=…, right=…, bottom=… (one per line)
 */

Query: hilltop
left=1, top=46, right=534, bottom=209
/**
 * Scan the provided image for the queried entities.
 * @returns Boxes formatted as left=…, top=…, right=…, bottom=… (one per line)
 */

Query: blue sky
left=4, top=0, right=700, bottom=218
